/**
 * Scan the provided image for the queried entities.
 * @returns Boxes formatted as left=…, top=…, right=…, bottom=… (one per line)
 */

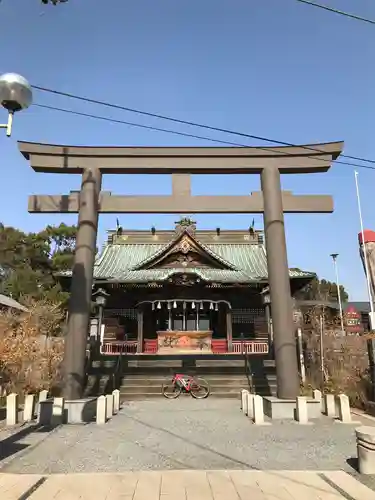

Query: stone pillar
left=51, top=397, right=65, bottom=426
left=6, top=393, right=18, bottom=426
left=37, top=390, right=49, bottom=423
left=106, top=394, right=114, bottom=419
left=39, top=389, right=48, bottom=403
left=23, top=394, right=35, bottom=422
left=137, top=308, right=144, bottom=353
left=226, top=306, right=233, bottom=352
left=63, top=167, right=102, bottom=400
left=296, top=396, right=309, bottom=424
left=96, top=395, right=107, bottom=425
left=337, top=393, right=351, bottom=423
left=247, top=392, right=254, bottom=419
left=253, top=395, right=267, bottom=425
left=241, top=389, right=249, bottom=415
left=112, top=389, right=120, bottom=413
left=261, top=166, right=299, bottom=400
left=313, top=389, right=322, bottom=401
left=324, top=394, right=336, bottom=417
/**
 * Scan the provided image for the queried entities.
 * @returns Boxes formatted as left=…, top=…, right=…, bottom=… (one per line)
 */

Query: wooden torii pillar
left=19, top=141, right=343, bottom=401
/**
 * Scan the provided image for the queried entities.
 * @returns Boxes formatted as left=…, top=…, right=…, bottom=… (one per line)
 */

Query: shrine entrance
left=20, top=140, right=343, bottom=400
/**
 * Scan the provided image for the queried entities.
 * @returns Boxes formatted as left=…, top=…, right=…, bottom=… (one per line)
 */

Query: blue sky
left=0, top=0, right=374, bottom=300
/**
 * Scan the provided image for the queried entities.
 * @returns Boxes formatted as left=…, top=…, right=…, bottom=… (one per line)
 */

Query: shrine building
left=69, top=217, right=315, bottom=357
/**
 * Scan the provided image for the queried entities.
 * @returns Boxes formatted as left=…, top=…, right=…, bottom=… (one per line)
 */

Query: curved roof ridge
left=132, top=230, right=238, bottom=271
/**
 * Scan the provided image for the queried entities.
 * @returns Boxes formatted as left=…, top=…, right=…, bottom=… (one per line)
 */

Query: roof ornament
left=249, top=218, right=255, bottom=236
left=175, top=215, right=196, bottom=236
left=116, top=218, right=123, bottom=236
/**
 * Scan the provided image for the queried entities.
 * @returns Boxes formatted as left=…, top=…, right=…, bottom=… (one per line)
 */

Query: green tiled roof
left=92, top=242, right=314, bottom=283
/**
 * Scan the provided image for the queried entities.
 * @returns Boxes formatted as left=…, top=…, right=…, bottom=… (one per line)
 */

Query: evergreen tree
left=0, top=222, right=77, bottom=305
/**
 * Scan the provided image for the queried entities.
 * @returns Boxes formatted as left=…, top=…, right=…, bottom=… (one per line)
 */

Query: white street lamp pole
left=355, top=170, right=375, bottom=330
left=330, top=253, right=345, bottom=335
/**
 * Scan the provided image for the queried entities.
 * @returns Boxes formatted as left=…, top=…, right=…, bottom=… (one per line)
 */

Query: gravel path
left=0, top=399, right=364, bottom=475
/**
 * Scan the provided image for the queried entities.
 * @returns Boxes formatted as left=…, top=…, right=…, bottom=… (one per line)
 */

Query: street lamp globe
left=0, top=73, right=32, bottom=112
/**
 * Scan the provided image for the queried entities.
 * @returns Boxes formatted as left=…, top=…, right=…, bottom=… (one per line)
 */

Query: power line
left=32, top=85, right=375, bottom=166
left=31, top=84, right=375, bottom=167
left=34, top=102, right=375, bottom=171
left=293, top=0, right=375, bottom=25
left=34, top=104, right=246, bottom=147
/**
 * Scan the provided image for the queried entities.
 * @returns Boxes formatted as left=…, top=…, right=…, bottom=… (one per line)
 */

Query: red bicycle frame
left=173, top=373, right=195, bottom=392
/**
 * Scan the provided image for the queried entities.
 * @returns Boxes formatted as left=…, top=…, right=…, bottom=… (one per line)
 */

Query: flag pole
left=354, top=170, right=375, bottom=329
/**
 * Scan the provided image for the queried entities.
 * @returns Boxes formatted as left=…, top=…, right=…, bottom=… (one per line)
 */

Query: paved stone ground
left=0, top=399, right=368, bottom=474
left=2, top=470, right=375, bottom=499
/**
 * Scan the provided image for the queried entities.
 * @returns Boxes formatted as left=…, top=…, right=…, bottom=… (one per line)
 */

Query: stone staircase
left=86, top=355, right=277, bottom=400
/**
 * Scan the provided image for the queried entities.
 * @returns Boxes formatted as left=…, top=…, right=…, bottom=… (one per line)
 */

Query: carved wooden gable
left=136, top=231, right=235, bottom=270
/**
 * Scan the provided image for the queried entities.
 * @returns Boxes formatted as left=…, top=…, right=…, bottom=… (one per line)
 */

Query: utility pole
left=330, top=253, right=345, bottom=336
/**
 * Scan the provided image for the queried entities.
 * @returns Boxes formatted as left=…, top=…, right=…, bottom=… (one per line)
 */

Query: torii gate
left=19, top=141, right=343, bottom=401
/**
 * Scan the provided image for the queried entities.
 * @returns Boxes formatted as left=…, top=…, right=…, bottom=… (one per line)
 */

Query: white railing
left=232, top=340, right=269, bottom=354
left=101, top=341, right=138, bottom=355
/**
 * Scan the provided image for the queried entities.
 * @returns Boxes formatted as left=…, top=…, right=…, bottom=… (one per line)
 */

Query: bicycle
left=162, top=373, right=210, bottom=399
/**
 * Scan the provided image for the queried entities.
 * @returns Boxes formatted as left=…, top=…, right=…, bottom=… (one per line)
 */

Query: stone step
left=119, top=375, right=252, bottom=382
left=120, top=384, right=249, bottom=394
left=119, top=374, right=276, bottom=381
left=91, top=357, right=274, bottom=367
left=120, top=391, right=242, bottom=400
left=119, top=367, right=275, bottom=376
left=119, top=376, right=275, bottom=386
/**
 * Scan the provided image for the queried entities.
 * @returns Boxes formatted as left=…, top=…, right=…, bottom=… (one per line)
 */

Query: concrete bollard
left=51, top=397, right=64, bottom=426
left=106, top=394, right=114, bottom=420
left=253, top=395, right=270, bottom=425
left=296, top=396, right=310, bottom=424
left=96, top=395, right=107, bottom=425
left=336, top=394, right=351, bottom=423
left=356, top=426, right=375, bottom=474
left=37, top=389, right=48, bottom=416
left=112, top=389, right=120, bottom=414
left=23, top=394, right=36, bottom=422
left=241, top=389, right=249, bottom=416
left=6, top=393, right=18, bottom=426
left=246, top=393, right=254, bottom=419
left=240, top=389, right=246, bottom=411
left=324, top=394, right=336, bottom=417
left=313, top=389, right=322, bottom=401
left=313, top=389, right=324, bottom=413
left=38, top=389, right=48, bottom=404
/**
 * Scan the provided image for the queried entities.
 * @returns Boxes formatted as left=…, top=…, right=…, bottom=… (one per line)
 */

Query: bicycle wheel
left=190, top=377, right=210, bottom=399
left=162, top=380, right=182, bottom=399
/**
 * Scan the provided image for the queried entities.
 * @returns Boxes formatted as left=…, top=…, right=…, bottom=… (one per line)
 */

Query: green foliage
left=0, top=222, right=76, bottom=306
left=41, top=223, right=76, bottom=271
left=292, top=271, right=348, bottom=302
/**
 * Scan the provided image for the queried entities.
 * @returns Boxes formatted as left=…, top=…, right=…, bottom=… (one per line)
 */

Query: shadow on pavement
left=0, top=424, right=55, bottom=462
left=346, top=457, right=359, bottom=472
